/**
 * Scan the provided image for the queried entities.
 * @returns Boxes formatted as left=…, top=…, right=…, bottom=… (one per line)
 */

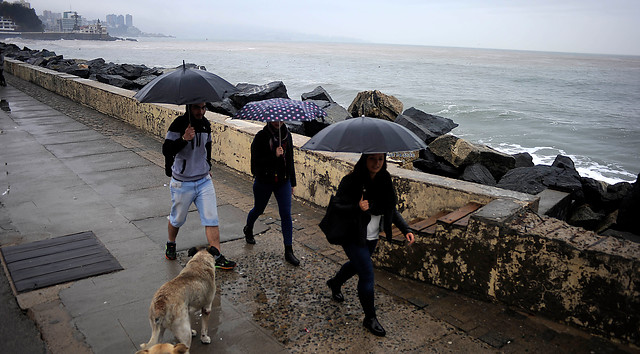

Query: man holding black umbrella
left=162, top=102, right=236, bottom=270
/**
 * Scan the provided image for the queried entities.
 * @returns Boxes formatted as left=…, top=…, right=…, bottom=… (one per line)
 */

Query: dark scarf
left=358, top=169, right=396, bottom=215
left=266, top=123, right=290, bottom=182
left=266, top=123, right=289, bottom=149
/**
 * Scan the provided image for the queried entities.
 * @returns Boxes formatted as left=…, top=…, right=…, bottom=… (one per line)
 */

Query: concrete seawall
left=5, top=58, right=639, bottom=345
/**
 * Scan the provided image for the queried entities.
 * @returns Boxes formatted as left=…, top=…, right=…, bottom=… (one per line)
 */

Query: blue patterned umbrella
left=233, top=98, right=327, bottom=123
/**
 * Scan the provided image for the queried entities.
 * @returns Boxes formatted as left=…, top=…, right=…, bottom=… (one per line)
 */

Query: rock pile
left=2, top=42, right=637, bottom=239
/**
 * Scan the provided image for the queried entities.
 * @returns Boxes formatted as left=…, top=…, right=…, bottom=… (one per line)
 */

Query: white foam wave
left=494, top=143, right=636, bottom=184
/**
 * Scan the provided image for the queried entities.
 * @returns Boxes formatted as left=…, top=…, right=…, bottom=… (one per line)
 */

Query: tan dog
left=140, top=247, right=217, bottom=353
left=136, top=343, right=188, bottom=354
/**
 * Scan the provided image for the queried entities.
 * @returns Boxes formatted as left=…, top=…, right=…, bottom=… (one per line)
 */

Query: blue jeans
left=169, top=175, right=218, bottom=227
left=333, top=240, right=379, bottom=318
left=246, top=178, right=293, bottom=246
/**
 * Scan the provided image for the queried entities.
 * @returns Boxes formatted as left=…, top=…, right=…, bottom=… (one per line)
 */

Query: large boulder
left=513, top=152, right=534, bottom=168
left=29, top=57, right=50, bottom=67
left=95, top=73, right=137, bottom=90
left=98, top=62, right=127, bottom=76
left=602, top=181, right=634, bottom=212
left=347, top=90, right=403, bottom=121
left=616, top=173, right=640, bottom=234
left=497, top=165, right=583, bottom=195
left=551, top=155, right=576, bottom=170
left=85, top=58, right=106, bottom=71
left=395, top=114, right=439, bottom=144
left=61, top=64, right=90, bottom=79
left=141, top=66, right=163, bottom=77
left=412, top=148, right=461, bottom=178
left=118, top=63, right=146, bottom=80
left=38, top=49, right=57, bottom=58
left=429, top=135, right=515, bottom=180
left=461, top=163, right=497, bottom=186
left=581, top=177, right=608, bottom=207
left=401, top=107, right=458, bottom=136
left=207, top=98, right=237, bottom=117
left=305, top=99, right=350, bottom=124
left=229, top=81, right=289, bottom=109
left=133, top=75, right=158, bottom=88
left=41, top=55, right=63, bottom=67
left=301, top=86, right=335, bottom=103
left=45, top=58, right=75, bottom=71
left=299, top=99, right=350, bottom=137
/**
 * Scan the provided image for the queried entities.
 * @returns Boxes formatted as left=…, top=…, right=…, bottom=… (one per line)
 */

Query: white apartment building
left=0, top=17, right=17, bottom=31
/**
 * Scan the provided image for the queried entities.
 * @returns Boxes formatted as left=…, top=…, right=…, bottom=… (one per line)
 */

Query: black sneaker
left=243, top=226, right=255, bottom=244
left=215, top=254, right=236, bottom=270
left=165, top=242, right=177, bottom=260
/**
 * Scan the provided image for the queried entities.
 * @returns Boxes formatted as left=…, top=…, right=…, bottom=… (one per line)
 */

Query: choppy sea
left=5, top=38, right=639, bottom=184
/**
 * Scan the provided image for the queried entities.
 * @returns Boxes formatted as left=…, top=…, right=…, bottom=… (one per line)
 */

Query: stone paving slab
left=44, top=139, right=130, bottom=159
left=61, top=150, right=154, bottom=174
left=31, top=129, right=108, bottom=145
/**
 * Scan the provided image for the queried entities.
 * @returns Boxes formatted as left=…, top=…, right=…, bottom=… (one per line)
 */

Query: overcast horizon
left=27, top=0, right=640, bottom=56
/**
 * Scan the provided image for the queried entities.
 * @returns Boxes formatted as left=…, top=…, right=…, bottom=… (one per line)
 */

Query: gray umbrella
left=133, top=62, right=238, bottom=105
left=300, top=116, right=427, bottom=153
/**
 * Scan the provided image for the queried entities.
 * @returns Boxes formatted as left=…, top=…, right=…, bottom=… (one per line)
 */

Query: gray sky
left=28, top=0, right=640, bottom=55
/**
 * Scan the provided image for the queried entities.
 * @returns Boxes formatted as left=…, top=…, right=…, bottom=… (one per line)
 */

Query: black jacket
left=250, top=124, right=296, bottom=187
left=333, top=170, right=410, bottom=245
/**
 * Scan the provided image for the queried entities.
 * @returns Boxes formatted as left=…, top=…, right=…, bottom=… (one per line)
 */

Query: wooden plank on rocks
left=410, top=211, right=449, bottom=232
left=438, top=202, right=483, bottom=224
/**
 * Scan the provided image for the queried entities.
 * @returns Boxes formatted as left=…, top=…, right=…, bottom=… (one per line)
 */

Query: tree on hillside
left=0, top=3, right=44, bottom=32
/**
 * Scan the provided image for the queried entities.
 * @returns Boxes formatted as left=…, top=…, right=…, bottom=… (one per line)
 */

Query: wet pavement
left=0, top=74, right=638, bottom=353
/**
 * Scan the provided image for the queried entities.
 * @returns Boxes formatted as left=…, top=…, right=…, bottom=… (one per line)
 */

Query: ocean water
left=5, top=38, right=639, bottom=184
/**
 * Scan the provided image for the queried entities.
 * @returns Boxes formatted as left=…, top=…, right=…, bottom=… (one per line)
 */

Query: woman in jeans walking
left=243, top=121, right=300, bottom=266
left=326, top=153, right=415, bottom=336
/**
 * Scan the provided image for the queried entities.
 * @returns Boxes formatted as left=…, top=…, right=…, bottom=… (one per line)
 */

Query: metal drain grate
left=1, top=231, right=122, bottom=293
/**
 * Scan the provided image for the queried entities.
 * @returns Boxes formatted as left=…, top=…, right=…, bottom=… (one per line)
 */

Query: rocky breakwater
left=2, top=42, right=637, bottom=240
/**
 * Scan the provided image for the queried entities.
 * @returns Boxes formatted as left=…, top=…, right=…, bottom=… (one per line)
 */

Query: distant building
left=58, top=11, right=84, bottom=32
left=125, top=14, right=132, bottom=27
left=0, top=17, right=17, bottom=31
left=116, top=14, right=124, bottom=27
left=106, top=14, right=117, bottom=27
left=77, top=22, right=107, bottom=35
left=39, top=10, right=62, bottom=32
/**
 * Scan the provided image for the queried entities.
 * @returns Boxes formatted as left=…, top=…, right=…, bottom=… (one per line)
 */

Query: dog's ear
left=174, top=343, right=189, bottom=354
left=187, top=247, right=198, bottom=257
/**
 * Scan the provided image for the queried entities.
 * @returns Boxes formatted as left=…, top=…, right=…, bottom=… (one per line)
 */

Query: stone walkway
left=0, top=74, right=637, bottom=353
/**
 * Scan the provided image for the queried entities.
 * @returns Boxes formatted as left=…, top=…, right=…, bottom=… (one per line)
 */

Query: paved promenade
left=0, top=75, right=637, bottom=353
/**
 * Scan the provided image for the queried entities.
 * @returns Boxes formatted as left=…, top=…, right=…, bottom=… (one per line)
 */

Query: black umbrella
left=133, top=62, right=238, bottom=105
left=300, top=116, right=427, bottom=153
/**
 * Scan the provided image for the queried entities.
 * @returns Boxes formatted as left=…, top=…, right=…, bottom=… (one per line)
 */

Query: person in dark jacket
left=326, top=153, right=415, bottom=337
left=162, top=102, right=236, bottom=270
left=243, top=121, right=300, bottom=266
